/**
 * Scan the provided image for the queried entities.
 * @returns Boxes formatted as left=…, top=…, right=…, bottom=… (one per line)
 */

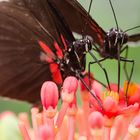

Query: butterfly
left=0, top=0, right=102, bottom=104
left=53, top=0, right=140, bottom=92
left=0, top=0, right=139, bottom=104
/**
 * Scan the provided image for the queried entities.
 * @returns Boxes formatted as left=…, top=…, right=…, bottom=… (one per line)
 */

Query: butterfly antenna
left=109, top=0, right=119, bottom=30
left=82, top=0, right=93, bottom=38
left=124, top=25, right=140, bottom=33
left=88, top=0, right=93, bottom=14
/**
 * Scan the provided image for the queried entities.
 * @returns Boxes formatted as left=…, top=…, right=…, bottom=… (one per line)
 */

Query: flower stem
left=103, top=127, right=111, bottom=140
left=55, top=101, right=69, bottom=130
left=18, top=121, right=31, bottom=140
left=68, top=116, right=75, bottom=140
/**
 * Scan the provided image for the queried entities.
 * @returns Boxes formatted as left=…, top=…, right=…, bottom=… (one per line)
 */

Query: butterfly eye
left=108, top=30, right=117, bottom=42
left=80, top=39, right=84, bottom=43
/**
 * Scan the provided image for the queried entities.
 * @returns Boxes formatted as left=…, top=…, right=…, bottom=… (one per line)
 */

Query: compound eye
left=109, top=28, right=114, bottom=32
left=86, top=35, right=93, bottom=43
left=87, top=40, right=90, bottom=44
left=80, top=39, right=84, bottom=43
left=109, top=31, right=116, bottom=41
left=85, top=39, right=90, bottom=44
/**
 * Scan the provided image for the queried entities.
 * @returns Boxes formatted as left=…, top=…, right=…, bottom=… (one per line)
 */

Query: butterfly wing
left=0, top=2, right=55, bottom=102
left=0, top=1, right=74, bottom=103
left=53, top=0, right=106, bottom=47
left=10, top=0, right=75, bottom=44
left=54, top=0, right=140, bottom=46
left=128, top=33, right=140, bottom=42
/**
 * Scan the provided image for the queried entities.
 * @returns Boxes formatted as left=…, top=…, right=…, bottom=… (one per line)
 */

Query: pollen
left=101, top=91, right=119, bottom=102
left=124, top=81, right=138, bottom=96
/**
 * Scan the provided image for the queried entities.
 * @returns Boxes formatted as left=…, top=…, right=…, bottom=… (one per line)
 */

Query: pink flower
left=1, top=76, right=139, bottom=140
left=41, top=81, right=59, bottom=110
left=88, top=111, right=104, bottom=129
left=55, top=76, right=78, bottom=130
left=90, top=89, right=139, bottom=118
left=62, top=76, right=78, bottom=94
left=38, top=124, right=54, bottom=140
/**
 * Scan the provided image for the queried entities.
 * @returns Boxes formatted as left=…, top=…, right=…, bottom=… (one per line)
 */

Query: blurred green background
left=0, top=0, right=140, bottom=113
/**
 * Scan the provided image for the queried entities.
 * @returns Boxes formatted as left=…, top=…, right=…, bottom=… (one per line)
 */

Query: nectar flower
left=61, top=76, right=78, bottom=103
left=124, top=115, right=140, bottom=140
left=88, top=111, right=103, bottom=139
left=55, top=76, right=78, bottom=131
left=88, top=111, right=103, bottom=129
left=41, top=81, right=59, bottom=110
left=38, top=124, right=54, bottom=140
left=1, top=76, right=140, bottom=140
left=91, top=88, right=139, bottom=119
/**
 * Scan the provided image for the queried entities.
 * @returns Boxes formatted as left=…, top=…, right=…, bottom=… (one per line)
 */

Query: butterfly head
left=106, top=28, right=128, bottom=47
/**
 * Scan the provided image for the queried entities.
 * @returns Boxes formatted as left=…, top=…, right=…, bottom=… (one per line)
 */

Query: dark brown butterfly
left=0, top=0, right=102, bottom=105
left=0, top=0, right=139, bottom=104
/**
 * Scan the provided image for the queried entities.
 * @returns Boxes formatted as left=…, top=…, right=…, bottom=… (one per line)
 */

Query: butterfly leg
left=88, top=51, right=110, bottom=90
left=120, top=56, right=135, bottom=103
left=121, top=45, right=135, bottom=97
left=121, top=45, right=130, bottom=80
left=86, top=43, right=107, bottom=88
left=82, top=72, right=107, bottom=89
left=117, top=45, right=121, bottom=94
left=75, top=70, right=103, bottom=110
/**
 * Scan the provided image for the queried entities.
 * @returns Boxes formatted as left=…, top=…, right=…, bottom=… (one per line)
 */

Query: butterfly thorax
left=60, top=38, right=92, bottom=79
left=100, top=28, right=128, bottom=59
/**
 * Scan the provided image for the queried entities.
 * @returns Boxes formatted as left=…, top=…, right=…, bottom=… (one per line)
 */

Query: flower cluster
left=1, top=76, right=140, bottom=140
